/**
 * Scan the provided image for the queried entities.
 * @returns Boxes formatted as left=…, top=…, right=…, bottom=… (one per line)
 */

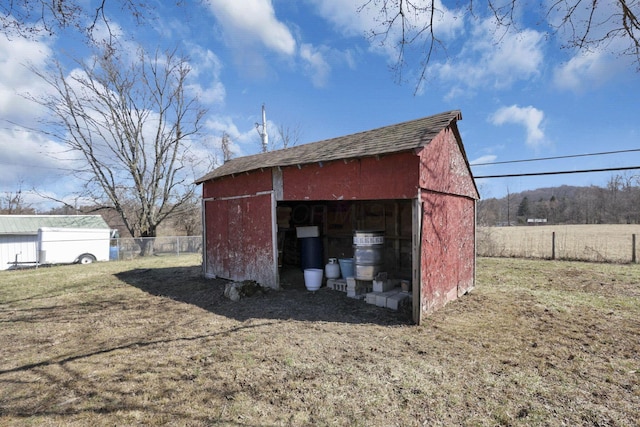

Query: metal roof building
left=0, top=215, right=109, bottom=235
left=0, top=215, right=110, bottom=270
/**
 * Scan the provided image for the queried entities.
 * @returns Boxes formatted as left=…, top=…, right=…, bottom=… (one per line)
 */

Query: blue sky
left=1, top=0, right=639, bottom=210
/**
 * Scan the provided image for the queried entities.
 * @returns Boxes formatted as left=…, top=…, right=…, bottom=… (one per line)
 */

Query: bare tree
left=0, top=183, right=34, bottom=214
left=0, top=0, right=154, bottom=48
left=220, top=131, right=233, bottom=162
left=29, top=46, right=207, bottom=254
left=275, top=122, right=302, bottom=149
left=170, top=193, right=202, bottom=236
left=360, top=0, right=640, bottom=90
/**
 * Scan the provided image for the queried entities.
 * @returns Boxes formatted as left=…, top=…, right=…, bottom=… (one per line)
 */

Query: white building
left=0, top=215, right=110, bottom=270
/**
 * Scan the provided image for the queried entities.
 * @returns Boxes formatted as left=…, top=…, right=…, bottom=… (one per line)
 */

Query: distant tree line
left=0, top=187, right=201, bottom=238
left=478, top=174, right=640, bottom=226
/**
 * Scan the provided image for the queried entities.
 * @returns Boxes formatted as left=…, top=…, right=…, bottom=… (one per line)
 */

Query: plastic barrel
left=353, top=230, right=384, bottom=280
left=300, top=236, right=323, bottom=270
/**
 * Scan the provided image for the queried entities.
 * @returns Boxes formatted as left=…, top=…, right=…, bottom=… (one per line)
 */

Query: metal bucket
left=353, top=230, right=384, bottom=280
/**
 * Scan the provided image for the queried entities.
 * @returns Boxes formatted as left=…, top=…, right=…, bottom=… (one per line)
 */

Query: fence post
left=551, top=231, right=556, bottom=260
left=632, top=234, right=637, bottom=264
left=177, top=236, right=180, bottom=256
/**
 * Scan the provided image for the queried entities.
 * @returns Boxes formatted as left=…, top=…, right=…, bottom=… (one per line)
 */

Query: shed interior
left=276, top=200, right=413, bottom=281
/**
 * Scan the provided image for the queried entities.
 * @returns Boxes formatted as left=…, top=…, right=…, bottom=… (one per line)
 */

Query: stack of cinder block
left=346, top=277, right=373, bottom=299
left=364, top=273, right=411, bottom=311
left=326, top=273, right=412, bottom=311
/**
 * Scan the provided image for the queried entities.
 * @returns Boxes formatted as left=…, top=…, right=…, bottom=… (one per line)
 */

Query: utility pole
left=255, top=104, right=268, bottom=152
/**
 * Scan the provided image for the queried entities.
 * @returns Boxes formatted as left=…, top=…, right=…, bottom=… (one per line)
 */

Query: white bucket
left=303, top=268, right=323, bottom=291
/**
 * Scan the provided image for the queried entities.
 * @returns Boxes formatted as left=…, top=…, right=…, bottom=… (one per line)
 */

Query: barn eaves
left=195, top=110, right=463, bottom=183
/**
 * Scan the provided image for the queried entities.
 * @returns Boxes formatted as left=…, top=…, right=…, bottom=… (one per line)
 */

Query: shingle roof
left=196, top=110, right=462, bottom=183
left=0, top=215, right=109, bottom=235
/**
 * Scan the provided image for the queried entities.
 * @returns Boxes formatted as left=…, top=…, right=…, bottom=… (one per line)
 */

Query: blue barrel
left=109, top=246, right=119, bottom=261
left=300, top=237, right=323, bottom=270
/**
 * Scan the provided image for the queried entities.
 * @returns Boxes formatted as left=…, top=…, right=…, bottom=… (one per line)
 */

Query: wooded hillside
left=478, top=175, right=640, bottom=226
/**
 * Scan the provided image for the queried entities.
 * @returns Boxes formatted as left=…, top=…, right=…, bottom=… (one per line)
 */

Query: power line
left=470, top=148, right=640, bottom=166
left=474, top=165, right=640, bottom=179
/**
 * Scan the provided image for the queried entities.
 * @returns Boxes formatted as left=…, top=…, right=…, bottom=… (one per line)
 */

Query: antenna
left=255, top=104, right=268, bottom=152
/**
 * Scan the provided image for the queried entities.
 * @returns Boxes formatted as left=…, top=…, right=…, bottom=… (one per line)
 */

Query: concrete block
left=375, top=293, right=386, bottom=307
left=347, top=279, right=372, bottom=298
left=386, top=292, right=411, bottom=311
left=365, top=292, right=379, bottom=305
left=327, top=278, right=347, bottom=292
left=373, top=279, right=394, bottom=292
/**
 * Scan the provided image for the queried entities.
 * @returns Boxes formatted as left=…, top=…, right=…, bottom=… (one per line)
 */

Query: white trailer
left=37, top=227, right=111, bottom=265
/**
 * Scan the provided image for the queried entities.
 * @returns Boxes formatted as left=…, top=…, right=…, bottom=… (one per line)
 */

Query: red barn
left=195, top=110, right=479, bottom=324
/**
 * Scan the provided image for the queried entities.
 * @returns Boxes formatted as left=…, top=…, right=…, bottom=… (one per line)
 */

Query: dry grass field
left=478, top=224, right=640, bottom=263
left=1, top=255, right=639, bottom=426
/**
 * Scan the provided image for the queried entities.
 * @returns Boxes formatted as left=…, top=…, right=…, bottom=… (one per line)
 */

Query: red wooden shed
left=195, top=110, right=479, bottom=324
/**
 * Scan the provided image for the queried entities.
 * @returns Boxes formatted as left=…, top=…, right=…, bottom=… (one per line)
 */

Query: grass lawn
left=1, top=255, right=639, bottom=426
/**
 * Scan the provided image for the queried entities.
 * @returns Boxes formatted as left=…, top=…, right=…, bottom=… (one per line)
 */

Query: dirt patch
left=1, top=255, right=638, bottom=426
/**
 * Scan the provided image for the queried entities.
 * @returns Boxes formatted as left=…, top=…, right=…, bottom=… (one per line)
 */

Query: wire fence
left=112, top=236, right=202, bottom=260
left=477, top=225, right=639, bottom=263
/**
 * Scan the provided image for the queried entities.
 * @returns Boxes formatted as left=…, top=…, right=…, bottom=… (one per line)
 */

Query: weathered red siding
left=419, top=127, right=478, bottom=199
left=420, top=192, right=475, bottom=317
left=203, top=168, right=272, bottom=199
left=204, top=194, right=276, bottom=288
left=283, top=152, right=420, bottom=200
left=414, top=126, right=477, bottom=320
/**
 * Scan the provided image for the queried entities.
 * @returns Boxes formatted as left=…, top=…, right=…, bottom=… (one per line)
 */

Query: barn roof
left=196, top=110, right=463, bottom=184
left=0, top=215, right=109, bottom=235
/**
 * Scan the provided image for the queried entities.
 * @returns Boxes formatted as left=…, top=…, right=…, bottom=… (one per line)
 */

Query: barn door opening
left=276, top=200, right=413, bottom=278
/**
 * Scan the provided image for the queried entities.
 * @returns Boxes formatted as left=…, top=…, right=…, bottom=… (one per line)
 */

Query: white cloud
left=0, top=33, right=53, bottom=121
left=434, top=19, right=544, bottom=92
left=469, top=155, right=497, bottom=165
left=553, top=49, right=628, bottom=92
left=490, top=105, right=546, bottom=148
left=0, top=32, right=82, bottom=203
left=0, top=126, right=78, bottom=191
left=185, top=45, right=226, bottom=105
left=309, top=0, right=464, bottom=59
left=309, top=1, right=543, bottom=94
left=544, top=0, right=634, bottom=90
left=299, top=43, right=331, bottom=88
left=204, top=0, right=296, bottom=55
left=204, top=115, right=259, bottom=157
left=307, top=0, right=373, bottom=38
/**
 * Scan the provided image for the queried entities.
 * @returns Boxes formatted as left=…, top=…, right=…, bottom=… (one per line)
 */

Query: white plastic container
left=303, top=268, right=323, bottom=291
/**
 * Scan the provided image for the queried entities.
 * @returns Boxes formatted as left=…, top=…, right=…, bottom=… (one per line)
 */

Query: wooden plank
left=412, top=196, right=422, bottom=325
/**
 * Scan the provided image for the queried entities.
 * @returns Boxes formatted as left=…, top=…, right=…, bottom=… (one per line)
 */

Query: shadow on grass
left=115, top=265, right=412, bottom=326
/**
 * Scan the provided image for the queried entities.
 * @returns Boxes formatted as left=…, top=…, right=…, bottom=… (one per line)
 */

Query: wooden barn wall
left=203, top=168, right=273, bottom=199
left=282, top=152, right=420, bottom=201
left=204, top=193, right=277, bottom=288
left=419, top=192, right=476, bottom=317
left=419, top=127, right=478, bottom=199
